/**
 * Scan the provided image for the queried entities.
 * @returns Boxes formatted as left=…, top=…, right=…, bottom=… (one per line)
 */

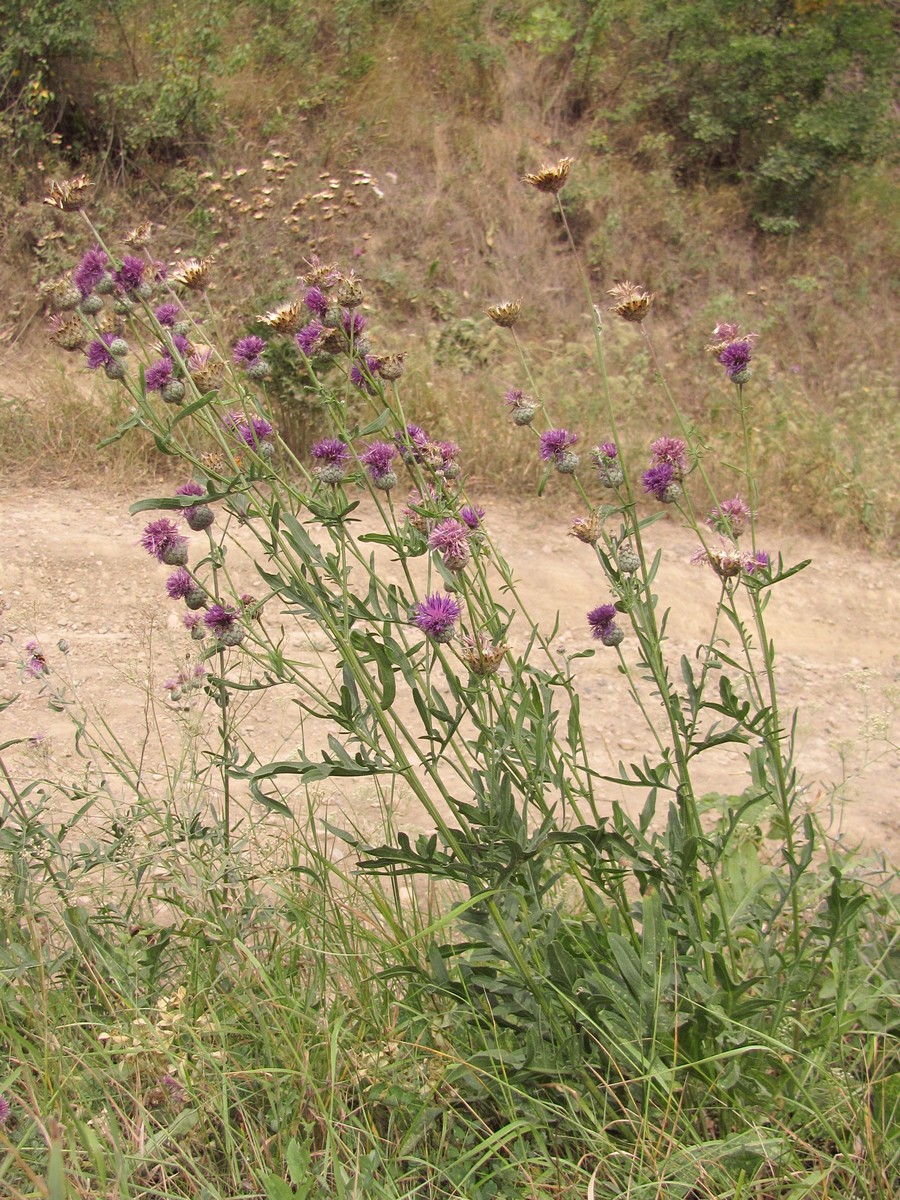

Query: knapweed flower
left=233, top=335, right=266, bottom=369
left=296, top=320, right=325, bottom=356
left=163, top=664, right=207, bottom=698
left=123, top=221, right=153, bottom=248
left=717, top=338, right=754, bottom=384
left=607, top=280, right=654, bottom=324
left=73, top=246, right=109, bottom=297
left=424, top=440, right=461, bottom=480
left=649, top=437, right=688, bottom=478
left=587, top=604, right=624, bottom=647
left=395, top=423, right=430, bottom=463
left=24, top=640, right=49, bottom=678
left=592, top=442, right=624, bottom=488
left=523, top=157, right=573, bottom=195
left=504, top=387, right=537, bottom=425
left=707, top=321, right=742, bottom=348
left=428, top=518, right=471, bottom=572
left=617, top=545, right=641, bottom=574
left=707, top=496, right=752, bottom=538
left=154, top=302, right=180, bottom=327
left=350, top=354, right=381, bottom=393
left=86, top=334, right=117, bottom=370
left=141, top=518, right=189, bottom=566
left=176, top=480, right=214, bottom=531
left=165, top=567, right=196, bottom=599
left=540, top=428, right=579, bottom=473
left=183, top=611, right=206, bottom=639
left=188, top=347, right=224, bottom=392
left=304, top=285, right=329, bottom=316
left=403, top=485, right=440, bottom=533
left=312, top=437, right=352, bottom=484
left=0, top=1095, right=10, bottom=1124
left=261, top=300, right=305, bottom=333
left=570, top=511, right=601, bottom=545
left=486, top=299, right=521, bottom=328
left=378, top=353, right=406, bottom=381
left=223, top=411, right=274, bottom=449
left=343, top=310, right=367, bottom=340
left=44, top=174, right=92, bottom=211
left=170, top=256, right=213, bottom=290
left=460, top=505, right=485, bottom=531
left=412, top=593, right=461, bottom=643
left=114, top=255, right=145, bottom=294
left=302, top=256, right=340, bottom=287
left=461, top=634, right=508, bottom=678
left=641, top=462, right=681, bottom=504
left=203, top=604, right=245, bottom=646
left=746, top=550, right=770, bottom=574
left=48, top=314, right=85, bottom=352
left=163, top=332, right=193, bottom=360
left=337, top=274, right=364, bottom=308
left=145, top=358, right=174, bottom=392
left=361, top=441, right=398, bottom=490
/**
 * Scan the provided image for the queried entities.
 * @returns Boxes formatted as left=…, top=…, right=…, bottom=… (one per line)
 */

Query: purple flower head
left=395, top=423, right=430, bottom=463
left=175, top=480, right=210, bottom=525
left=86, top=333, right=117, bottom=369
left=361, top=441, right=397, bottom=479
left=707, top=496, right=752, bottom=538
left=296, top=320, right=325, bottom=356
left=343, top=310, right=367, bottom=339
left=73, top=246, right=109, bottom=298
left=176, top=480, right=204, bottom=499
left=233, top=335, right=266, bottom=368
left=140, top=518, right=188, bottom=564
left=350, top=354, right=381, bottom=394
left=145, top=358, right=174, bottom=392
left=428, top=518, right=471, bottom=571
left=413, top=593, right=462, bottom=643
left=540, top=428, right=578, bottom=463
left=223, top=411, right=274, bottom=447
left=504, top=388, right=527, bottom=407
left=312, top=438, right=351, bottom=467
left=460, top=505, right=485, bottom=530
left=435, top=441, right=460, bottom=473
left=166, top=333, right=192, bottom=360
left=587, top=604, right=618, bottom=638
left=0, top=1096, right=10, bottom=1124
left=597, top=442, right=617, bottom=460
left=746, top=550, right=770, bottom=575
left=155, top=302, right=180, bottom=327
left=649, top=437, right=688, bottom=475
left=24, top=639, right=49, bottom=678
left=184, top=611, right=203, bottom=631
left=204, top=604, right=239, bottom=636
left=165, top=567, right=195, bottom=599
left=642, top=462, right=680, bottom=502
left=114, top=255, right=145, bottom=294
left=304, top=286, right=329, bottom=316
left=718, top=338, right=754, bottom=381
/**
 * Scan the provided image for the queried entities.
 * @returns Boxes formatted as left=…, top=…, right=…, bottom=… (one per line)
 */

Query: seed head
left=570, top=511, right=601, bottom=545
left=123, top=222, right=153, bottom=248
left=486, top=299, right=521, bottom=328
left=461, top=634, right=508, bottom=678
left=378, top=353, right=406, bottom=381
left=170, top=256, right=213, bottom=290
left=523, top=157, right=573, bottom=195
left=48, top=314, right=85, bottom=352
left=336, top=274, right=364, bottom=308
left=44, top=175, right=92, bottom=211
left=607, top=280, right=654, bottom=324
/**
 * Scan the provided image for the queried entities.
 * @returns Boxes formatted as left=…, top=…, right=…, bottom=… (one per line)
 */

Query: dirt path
left=1, top=485, right=897, bottom=862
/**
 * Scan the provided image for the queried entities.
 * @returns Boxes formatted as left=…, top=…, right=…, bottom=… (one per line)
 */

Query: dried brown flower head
left=461, top=634, right=509, bottom=678
left=302, top=258, right=339, bottom=287
left=336, top=274, right=364, bottom=308
left=523, top=157, right=573, bottom=195
left=170, top=256, right=214, bottom=290
left=47, top=314, right=85, bottom=352
left=124, top=222, right=153, bottom=248
left=44, top=175, right=92, bottom=211
left=98, top=311, right=126, bottom=337
left=259, top=301, right=305, bottom=334
left=40, top=277, right=81, bottom=312
left=486, top=300, right=521, bottom=328
left=188, top=347, right=224, bottom=392
left=607, top=280, right=654, bottom=324
left=569, top=511, right=601, bottom=545
left=378, top=353, right=406, bottom=381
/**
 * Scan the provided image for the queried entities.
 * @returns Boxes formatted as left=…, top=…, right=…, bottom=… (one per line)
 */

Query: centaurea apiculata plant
left=34, top=166, right=871, bottom=1120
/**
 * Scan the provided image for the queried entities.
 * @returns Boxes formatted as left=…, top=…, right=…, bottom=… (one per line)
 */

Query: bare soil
left=1, top=485, right=897, bottom=864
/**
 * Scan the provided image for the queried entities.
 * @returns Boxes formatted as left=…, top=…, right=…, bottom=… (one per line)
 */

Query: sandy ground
left=0, top=484, right=897, bottom=864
